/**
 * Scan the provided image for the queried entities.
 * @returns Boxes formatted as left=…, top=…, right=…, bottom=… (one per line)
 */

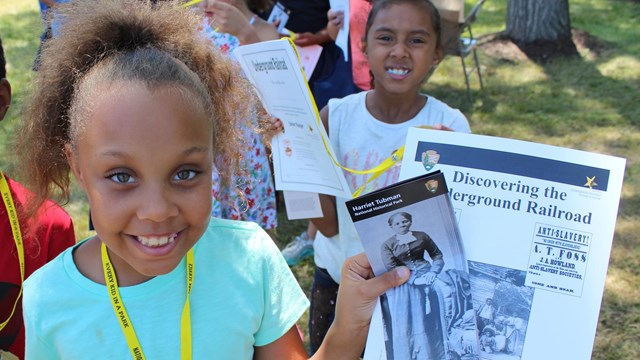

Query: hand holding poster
left=398, top=128, right=625, bottom=360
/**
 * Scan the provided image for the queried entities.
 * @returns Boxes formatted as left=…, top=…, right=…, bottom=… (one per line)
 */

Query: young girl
left=197, top=0, right=279, bottom=232
left=17, top=1, right=408, bottom=358
left=306, top=0, right=472, bottom=351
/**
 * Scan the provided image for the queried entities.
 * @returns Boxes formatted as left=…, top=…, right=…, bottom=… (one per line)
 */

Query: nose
left=136, top=183, right=179, bottom=223
left=390, top=42, right=409, bottom=58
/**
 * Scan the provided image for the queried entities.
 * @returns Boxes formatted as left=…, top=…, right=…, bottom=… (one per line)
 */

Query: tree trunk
left=505, top=0, right=578, bottom=62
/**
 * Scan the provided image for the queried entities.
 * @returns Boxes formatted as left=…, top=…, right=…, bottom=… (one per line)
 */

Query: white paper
left=329, top=0, right=349, bottom=61
left=379, top=128, right=626, bottom=360
left=295, top=44, right=323, bottom=80
left=232, top=40, right=352, bottom=199
left=267, top=1, right=290, bottom=33
left=283, top=190, right=323, bottom=220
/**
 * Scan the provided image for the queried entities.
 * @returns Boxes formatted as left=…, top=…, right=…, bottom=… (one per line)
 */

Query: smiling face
left=389, top=213, right=412, bottom=235
left=363, top=2, right=442, bottom=95
left=68, top=82, right=213, bottom=283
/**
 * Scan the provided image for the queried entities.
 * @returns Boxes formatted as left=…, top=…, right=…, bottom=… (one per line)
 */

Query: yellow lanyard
left=101, top=243, right=195, bottom=360
left=181, top=0, right=202, bottom=6
left=0, top=171, right=25, bottom=332
left=282, top=37, right=406, bottom=198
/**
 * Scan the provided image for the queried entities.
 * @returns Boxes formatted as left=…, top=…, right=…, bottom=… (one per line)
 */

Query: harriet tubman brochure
left=346, top=171, right=480, bottom=360
left=232, top=39, right=352, bottom=200
left=396, top=128, right=626, bottom=360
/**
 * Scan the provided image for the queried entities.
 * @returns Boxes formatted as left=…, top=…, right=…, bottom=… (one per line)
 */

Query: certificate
left=232, top=39, right=352, bottom=199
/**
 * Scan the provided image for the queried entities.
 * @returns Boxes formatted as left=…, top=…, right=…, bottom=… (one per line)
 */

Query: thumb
left=365, top=266, right=410, bottom=298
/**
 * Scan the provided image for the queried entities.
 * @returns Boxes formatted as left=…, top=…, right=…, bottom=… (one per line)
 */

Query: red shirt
left=1, top=175, right=76, bottom=359
left=350, top=0, right=372, bottom=91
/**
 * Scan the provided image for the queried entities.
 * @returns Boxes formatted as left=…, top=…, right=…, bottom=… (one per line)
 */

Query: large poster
left=394, top=128, right=626, bottom=360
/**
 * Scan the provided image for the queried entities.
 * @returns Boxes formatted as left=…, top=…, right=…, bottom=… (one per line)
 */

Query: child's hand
left=211, top=1, right=251, bottom=37
left=294, top=32, right=326, bottom=47
left=327, top=9, right=344, bottom=29
left=326, top=9, right=344, bottom=41
left=315, top=253, right=409, bottom=358
left=432, top=123, right=454, bottom=131
left=263, top=116, right=284, bottom=144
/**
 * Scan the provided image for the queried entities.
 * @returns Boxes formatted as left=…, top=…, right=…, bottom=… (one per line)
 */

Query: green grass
left=1, top=0, right=639, bottom=357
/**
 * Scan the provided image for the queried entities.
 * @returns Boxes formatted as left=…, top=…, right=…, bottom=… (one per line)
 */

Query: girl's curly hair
left=17, top=0, right=256, bottom=215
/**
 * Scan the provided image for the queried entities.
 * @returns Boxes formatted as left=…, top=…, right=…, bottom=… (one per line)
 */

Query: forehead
left=391, top=214, right=410, bottom=222
left=371, top=2, right=435, bottom=33
left=80, top=82, right=212, bottom=149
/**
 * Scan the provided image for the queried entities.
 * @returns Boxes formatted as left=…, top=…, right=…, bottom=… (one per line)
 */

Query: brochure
left=267, top=1, right=290, bottom=34
left=396, top=128, right=626, bottom=360
left=232, top=39, right=352, bottom=199
left=346, top=171, right=480, bottom=360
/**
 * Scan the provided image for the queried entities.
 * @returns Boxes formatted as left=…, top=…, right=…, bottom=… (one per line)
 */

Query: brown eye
left=108, top=172, right=134, bottom=184
left=174, top=170, right=198, bottom=181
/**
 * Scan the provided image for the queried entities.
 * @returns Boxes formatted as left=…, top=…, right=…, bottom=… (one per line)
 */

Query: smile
left=135, top=233, right=179, bottom=247
left=387, top=67, right=410, bottom=76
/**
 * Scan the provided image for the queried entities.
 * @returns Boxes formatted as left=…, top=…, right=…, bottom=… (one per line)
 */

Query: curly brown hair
left=17, top=0, right=256, bottom=215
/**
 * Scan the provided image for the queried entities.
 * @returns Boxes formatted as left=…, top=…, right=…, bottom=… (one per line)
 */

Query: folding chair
left=435, top=0, right=486, bottom=102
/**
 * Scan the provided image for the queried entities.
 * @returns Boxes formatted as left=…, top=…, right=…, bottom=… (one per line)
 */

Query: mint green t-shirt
left=24, top=218, right=309, bottom=359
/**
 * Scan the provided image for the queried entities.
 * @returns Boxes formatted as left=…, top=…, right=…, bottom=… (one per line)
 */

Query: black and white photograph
left=469, top=261, right=534, bottom=360
left=348, top=173, right=480, bottom=360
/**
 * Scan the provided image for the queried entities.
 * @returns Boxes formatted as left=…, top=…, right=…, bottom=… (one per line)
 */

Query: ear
left=432, top=47, right=443, bottom=67
left=0, top=78, right=12, bottom=122
left=65, top=143, right=87, bottom=191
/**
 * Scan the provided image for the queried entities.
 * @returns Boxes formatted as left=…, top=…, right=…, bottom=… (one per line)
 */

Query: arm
left=381, top=237, right=402, bottom=271
left=310, top=105, right=338, bottom=237
left=253, top=17, right=280, bottom=42
left=293, top=28, right=331, bottom=47
left=208, top=2, right=262, bottom=44
left=254, top=326, right=308, bottom=360
left=418, top=232, right=444, bottom=273
left=311, top=254, right=410, bottom=359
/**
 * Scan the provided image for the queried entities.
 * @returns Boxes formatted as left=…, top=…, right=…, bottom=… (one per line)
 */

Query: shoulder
left=198, top=218, right=280, bottom=265
left=382, top=235, right=398, bottom=248
left=327, top=91, right=366, bottom=112
left=412, top=230, right=431, bottom=239
left=327, top=91, right=368, bottom=131
left=24, top=246, right=73, bottom=307
left=423, top=95, right=471, bottom=133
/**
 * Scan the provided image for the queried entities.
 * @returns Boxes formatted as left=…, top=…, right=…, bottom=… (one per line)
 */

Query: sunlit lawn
left=1, top=0, right=638, bottom=357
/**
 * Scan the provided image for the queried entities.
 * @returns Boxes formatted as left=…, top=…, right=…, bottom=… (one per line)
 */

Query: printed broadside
left=398, top=128, right=626, bottom=360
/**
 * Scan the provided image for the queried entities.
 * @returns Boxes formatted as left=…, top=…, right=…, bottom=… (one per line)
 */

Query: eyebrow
left=99, top=146, right=210, bottom=158
left=374, top=26, right=432, bottom=36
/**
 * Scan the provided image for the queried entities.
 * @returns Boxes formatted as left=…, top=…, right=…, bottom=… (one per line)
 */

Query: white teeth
left=137, top=233, right=178, bottom=247
left=387, top=68, right=409, bottom=76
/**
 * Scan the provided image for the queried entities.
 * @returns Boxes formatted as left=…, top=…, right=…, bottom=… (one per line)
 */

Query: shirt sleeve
left=253, top=230, right=309, bottom=346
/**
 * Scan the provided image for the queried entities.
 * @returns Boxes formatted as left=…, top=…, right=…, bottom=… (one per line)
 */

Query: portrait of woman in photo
left=380, top=211, right=446, bottom=359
